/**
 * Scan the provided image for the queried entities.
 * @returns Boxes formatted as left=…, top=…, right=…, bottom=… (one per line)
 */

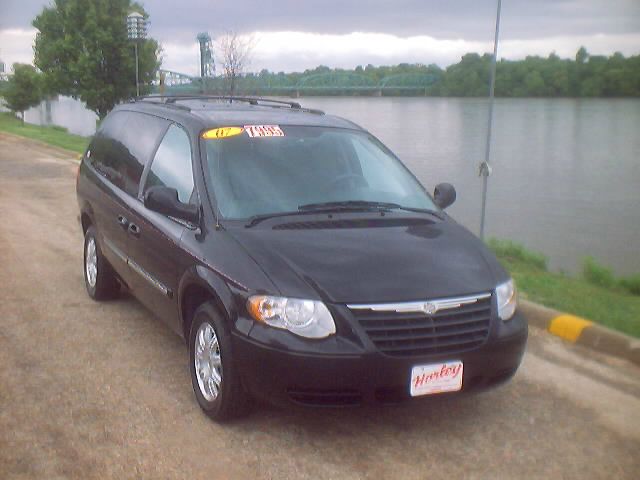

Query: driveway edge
left=0, top=131, right=82, bottom=161
left=520, top=299, right=639, bottom=365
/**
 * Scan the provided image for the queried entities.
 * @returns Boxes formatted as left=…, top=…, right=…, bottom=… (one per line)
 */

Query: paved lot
left=1, top=132, right=639, bottom=480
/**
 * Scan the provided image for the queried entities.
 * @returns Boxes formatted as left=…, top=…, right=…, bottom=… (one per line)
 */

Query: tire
left=83, top=226, right=120, bottom=300
left=189, top=302, right=250, bottom=421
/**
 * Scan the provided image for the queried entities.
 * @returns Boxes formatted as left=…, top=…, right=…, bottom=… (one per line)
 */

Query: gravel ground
left=1, top=132, right=639, bottom=480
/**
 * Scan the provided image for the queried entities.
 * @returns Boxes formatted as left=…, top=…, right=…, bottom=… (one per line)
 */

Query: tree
left=32, top=0, right=161, bottom=119
left=441, top=53, right=491, bottom=96
left=3, top=63, right=43, bottom=124
left=576, top=47, right=589, bottom=64
left=216, top=31, right=254, bottom=96
left=524, top=71, right=546, bottom=96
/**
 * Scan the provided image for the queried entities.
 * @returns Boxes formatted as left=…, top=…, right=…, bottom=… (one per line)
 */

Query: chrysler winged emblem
left=422, top=302, right=438, bottom=315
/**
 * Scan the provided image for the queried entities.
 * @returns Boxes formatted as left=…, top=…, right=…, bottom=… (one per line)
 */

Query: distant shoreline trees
left=211, top=47, right=640, bottom=98
left=2, top=47, right=638, bottom=104
left=433, top=47, right=640, bottom=97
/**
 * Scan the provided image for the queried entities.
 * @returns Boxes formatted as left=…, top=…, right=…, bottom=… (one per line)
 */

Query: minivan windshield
left=204, top=125, right=438, bottom=219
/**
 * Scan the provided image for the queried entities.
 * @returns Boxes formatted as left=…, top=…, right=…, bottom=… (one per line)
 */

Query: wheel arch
left=178, top=265, right=239, bottom=343
left=79, top=201, right=96, bottom=235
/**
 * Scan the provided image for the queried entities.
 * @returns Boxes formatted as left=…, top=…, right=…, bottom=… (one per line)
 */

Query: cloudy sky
left=1, top=0, right=639, bottom=75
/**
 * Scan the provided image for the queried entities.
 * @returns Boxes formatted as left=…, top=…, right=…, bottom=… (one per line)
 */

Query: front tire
left=189, top=302, right=250, bottom=421
left=83, top=226, right=119, bottom=300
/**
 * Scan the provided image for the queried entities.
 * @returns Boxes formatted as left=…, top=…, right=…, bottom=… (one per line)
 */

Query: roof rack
left=131, top=95, right=324, bottom=115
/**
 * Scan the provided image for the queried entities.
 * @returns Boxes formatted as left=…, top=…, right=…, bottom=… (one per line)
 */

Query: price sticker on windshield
left=244, top=125, right=285, bottom=138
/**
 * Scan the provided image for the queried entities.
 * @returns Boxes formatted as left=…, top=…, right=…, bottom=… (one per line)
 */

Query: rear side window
left=89, top=111, right=168, bottom=196
left=144, top=124, right=195, bottom=204
left=89, top=112, right=126, bottom=188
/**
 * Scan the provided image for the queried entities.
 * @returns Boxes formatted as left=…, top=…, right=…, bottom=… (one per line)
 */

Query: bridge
left=153, top=70, right=438, bottom=97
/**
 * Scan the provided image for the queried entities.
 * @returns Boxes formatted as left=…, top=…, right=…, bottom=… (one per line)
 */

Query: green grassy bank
left=488, top=239, right=640, bottom=338
left=0, top=112, right=88, bottom=154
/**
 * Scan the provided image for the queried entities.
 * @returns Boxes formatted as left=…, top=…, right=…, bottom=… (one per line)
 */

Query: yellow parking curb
left=548, top=315, right=593, bottom=343
left=519, top=300, right=638, bottom=365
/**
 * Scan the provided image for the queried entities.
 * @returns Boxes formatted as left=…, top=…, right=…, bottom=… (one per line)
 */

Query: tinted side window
left=118, top=113, right=168, bottom=196
left=89, top=112, right=127, bottom=187
left=144, top=124, right=195, bottom=204
left=88, top=111, right=167, bottom=196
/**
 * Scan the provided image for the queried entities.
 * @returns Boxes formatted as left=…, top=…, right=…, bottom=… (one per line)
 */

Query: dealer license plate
left=410, top=361, right=464, bottom=397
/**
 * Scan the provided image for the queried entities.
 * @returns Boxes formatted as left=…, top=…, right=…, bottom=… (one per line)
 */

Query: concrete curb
left=520, top=299, right=640, bottom=365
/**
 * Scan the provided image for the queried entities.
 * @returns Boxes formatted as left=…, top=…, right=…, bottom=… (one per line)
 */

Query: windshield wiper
left=246, top=201, right=394, bottom=227
left=298, top=200, right=444, bottom=219
left=245, top=210, right=306, bottom=228
left=298, top=200, right=400, bottom=211
left=245, top=201, right=443, bottom=228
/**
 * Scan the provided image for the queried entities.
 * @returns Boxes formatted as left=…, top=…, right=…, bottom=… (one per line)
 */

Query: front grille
left=350, top=294, right=492, bottom=357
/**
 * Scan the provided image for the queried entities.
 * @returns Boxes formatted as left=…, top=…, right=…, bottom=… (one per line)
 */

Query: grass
left=487, top=239, right=640, bottom=338
left=0, top=112, right=89, bottom=154
left=486, top=239, right=548, bottom=270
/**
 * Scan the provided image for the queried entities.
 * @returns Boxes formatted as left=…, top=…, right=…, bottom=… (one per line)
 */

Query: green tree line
left=436, top=47, right=640, bottom=97
left=192, top=47, right=640, bottom=97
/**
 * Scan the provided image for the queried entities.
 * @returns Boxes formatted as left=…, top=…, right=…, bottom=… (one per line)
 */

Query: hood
left=227, top=215, right=506, bottom=304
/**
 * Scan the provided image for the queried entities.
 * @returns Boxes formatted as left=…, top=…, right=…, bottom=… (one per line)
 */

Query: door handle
left=117, top=215, right=129, bottom=229
left=128, top=223, right=141, bottom=238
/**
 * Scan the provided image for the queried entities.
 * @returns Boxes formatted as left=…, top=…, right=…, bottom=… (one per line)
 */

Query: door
left=126, top=124, right=196, bottom=334
left=86, top=112, right=135, bottom=285
left=89, top=111, right=169, bottom=288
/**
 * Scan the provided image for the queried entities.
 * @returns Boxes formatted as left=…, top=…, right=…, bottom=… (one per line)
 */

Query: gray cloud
left=2, top=0, right=639, bottom=74
left=148, top=0, right=640, bottom=42
left=2, top=0, right=639, bottom=40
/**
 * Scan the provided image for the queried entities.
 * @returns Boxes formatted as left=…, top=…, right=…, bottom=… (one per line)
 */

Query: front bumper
left=232, top=308, right=528, bottom=407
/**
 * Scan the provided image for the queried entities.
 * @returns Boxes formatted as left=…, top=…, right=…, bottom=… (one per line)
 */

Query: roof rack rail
left=129, top=97, right=192, bottom=111
left=131, top=95, right=324, bottom=115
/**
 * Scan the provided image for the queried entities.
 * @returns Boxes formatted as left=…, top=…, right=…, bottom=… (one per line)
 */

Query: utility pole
left=479, top=0, right=502, bottom=240
left=134, top=42, right=139, bottom=97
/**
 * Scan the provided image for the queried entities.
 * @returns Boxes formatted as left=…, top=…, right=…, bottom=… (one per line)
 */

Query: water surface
left=25, top=96, right=640, bottom=275
left=300, top=97, right=640, bottom=276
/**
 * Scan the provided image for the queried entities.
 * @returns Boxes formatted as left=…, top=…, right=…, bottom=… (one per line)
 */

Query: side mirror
left=144, top=186, right=199, bottom=224
left=433, top=183, right=456, bottom=209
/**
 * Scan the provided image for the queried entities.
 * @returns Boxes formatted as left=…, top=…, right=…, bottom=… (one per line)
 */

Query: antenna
left=479, top=0, right=502, bottom=240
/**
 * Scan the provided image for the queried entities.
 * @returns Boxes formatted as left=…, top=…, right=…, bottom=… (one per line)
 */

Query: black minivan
left=77, top=96, right=527, bottom=420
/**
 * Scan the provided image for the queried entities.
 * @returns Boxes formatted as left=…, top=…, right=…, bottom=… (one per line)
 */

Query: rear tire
left=83, top=226, right=120, bottom=300
left=189, top=302, right=250, bottom=421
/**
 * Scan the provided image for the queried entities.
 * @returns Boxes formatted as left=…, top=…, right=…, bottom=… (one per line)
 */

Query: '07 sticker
left=202, top=127, right=244, bottom=139
left=244, top=125, right=285, bottom=138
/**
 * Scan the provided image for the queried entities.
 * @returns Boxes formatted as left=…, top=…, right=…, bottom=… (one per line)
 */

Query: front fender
left=177, top=265, right=254, bottom=341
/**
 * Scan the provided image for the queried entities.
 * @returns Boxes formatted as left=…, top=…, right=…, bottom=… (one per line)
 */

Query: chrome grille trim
left=347, top=292, right=491, bottom=314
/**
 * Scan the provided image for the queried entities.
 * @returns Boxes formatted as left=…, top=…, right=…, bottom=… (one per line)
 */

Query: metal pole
left=134, top=41, right=140, bottom=97
left=479, top=0, right=502, bottom=240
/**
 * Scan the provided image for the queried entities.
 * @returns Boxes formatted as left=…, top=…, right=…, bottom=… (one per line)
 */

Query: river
left=25, top=96, right=640, bottom=276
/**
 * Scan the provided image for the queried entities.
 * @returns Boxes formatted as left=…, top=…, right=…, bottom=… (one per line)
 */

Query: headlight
left=247, top=295, right=336, bottom=339
left=496, top=278, right=517, bottom=321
